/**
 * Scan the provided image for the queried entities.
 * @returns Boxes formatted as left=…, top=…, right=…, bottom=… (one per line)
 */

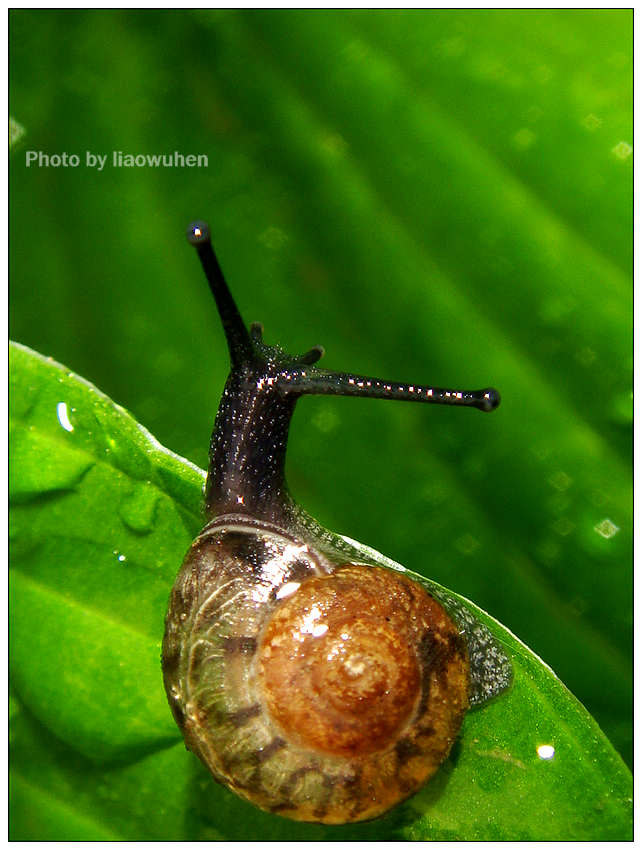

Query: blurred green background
left=10, top=0, right=631, bottom=797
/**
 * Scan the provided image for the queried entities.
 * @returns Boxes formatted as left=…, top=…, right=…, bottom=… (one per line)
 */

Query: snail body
left=162, top=222, right=511, bottom=824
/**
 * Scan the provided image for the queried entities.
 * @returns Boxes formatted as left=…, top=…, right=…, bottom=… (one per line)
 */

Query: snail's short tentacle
left=296, top=344, right=325, bottom=366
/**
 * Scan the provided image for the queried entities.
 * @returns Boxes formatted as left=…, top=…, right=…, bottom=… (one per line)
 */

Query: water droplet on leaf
left=119, top=483, right=159, bottom=534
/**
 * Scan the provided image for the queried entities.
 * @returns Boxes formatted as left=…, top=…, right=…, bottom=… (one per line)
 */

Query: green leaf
left=9, top=342, right=203, bottom=763
left=9, top=9, right=632, bottom=774
left=9, top=342, right=632, bottom=840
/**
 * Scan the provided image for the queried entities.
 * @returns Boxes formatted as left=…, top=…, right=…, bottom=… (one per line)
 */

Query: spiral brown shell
left=162, top=517, right=469, bottom=824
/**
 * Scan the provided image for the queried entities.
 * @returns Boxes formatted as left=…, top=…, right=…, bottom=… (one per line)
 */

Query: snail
left=162, top=221, right=512, bottom=825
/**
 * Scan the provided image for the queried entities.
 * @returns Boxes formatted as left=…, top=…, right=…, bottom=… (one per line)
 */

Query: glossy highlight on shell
left=162, top=221, right=511, bottom=824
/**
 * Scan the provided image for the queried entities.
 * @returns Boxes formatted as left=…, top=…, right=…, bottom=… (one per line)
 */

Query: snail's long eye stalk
left=187, top=221, right=254, bottom=368
left=290, top=370, right=500, bottom=412
left=187, top=221, right=500, bottom=414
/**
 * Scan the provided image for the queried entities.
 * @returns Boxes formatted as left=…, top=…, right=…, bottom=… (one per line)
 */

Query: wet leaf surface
left=9, top=343, right=632, bottom=840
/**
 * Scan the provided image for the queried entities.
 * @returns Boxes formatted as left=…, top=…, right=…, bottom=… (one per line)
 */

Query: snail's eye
left=186, top=220, right=210, bottom=245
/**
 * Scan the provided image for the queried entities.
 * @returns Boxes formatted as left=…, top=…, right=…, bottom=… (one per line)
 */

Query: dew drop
left=119, top=484, right=159, bottom=534
left=612, top=141, right=632, bottom=160
left=608, top=390, right=632, bottom=425
left=512, top=127, right=536, bottom=150
left=9, top=116, right=25, bottom=147
left=455, top=533, right=481, bottom=555
left=258, top=225, right=289, bottom=251
left=312, top=408, right=339, bottom=434
left=537, top=744, right=555, bottom=760
left=593, top=518, right=620, bottom=540
left=581, top=113, right=602, bottom=131
left=552, top=517, right=575, bottom=537
left=56, top=401, right=74, bottom=432
left=574, top=346, right=597, bottom=366
left=548, top=470, right=572, bottom=492
left=10, top=428, right=93, bottom=501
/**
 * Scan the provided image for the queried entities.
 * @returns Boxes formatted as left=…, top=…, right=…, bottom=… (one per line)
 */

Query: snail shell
left=162, top=222, right=511, bottom=824
left=163, top=518, right=470, bottom=823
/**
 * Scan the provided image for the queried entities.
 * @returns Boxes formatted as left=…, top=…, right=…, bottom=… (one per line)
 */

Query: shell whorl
left=162, top=517, right=469, bottom=824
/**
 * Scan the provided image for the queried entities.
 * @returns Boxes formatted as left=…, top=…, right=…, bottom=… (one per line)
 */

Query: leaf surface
left=9, top=342, right=632, bottom=840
